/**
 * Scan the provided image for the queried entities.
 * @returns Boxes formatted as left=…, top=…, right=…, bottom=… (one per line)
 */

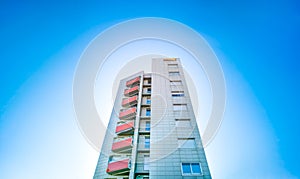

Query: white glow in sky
left=94, top=39, right=212, bottom=134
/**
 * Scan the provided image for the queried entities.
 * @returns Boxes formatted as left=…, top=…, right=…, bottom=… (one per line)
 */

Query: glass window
left=175, top=119, right=191, bottom=127
left=178, top=138, right=195, bottom=148
left=170, top=80, right=182, bottom=86
left=172, top=91, right=184, bottom=97
left=144, top=155, right=150, bottom=170
left=144, top=79, right=151, bottom=85
left=146, top=98, right=151, bottom=104
left=173, top=104, right=187, bottom=111
left=181, top=163, right=202, bottom=175
left=182, top=163, right=191, bottom=174
left=145, top=136, right=150, bottom=148
left=168, top=64, right=178, bottom=68
left=169, top=71, right=180, bottom=76
left=191, top=163, right=201, bottom=174
left=146, top=108, right=151, bottom=116
left=108, top=156, right=113, bottom=162
left=147, top=88, right=151, bottom=93
left=145, top=121, right=150, bottom=131
left=109, top=155, right=121, bottom=162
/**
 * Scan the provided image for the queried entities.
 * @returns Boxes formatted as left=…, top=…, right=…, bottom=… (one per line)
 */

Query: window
left=146, top=98, right=151, bottom=104
left=178, top=138, right=195, bottom=148
left=172, top=91, right=184, bottom=97
left=113, top=137, right=126, bottom=142
left=168, top=64, right=178, bottom=68
left=146, top=88, right=151, bottom=94
left=144, top=79, right=151, bottom=85
left=145, top=121, right=150, bottom=131
left=170, top=80, right=182, bottom=86
left=145, top=136, right=150, bottom=148
left=108, top=156, right=113, bottom=163
left=191, top=163, right=201, bottom=174
left=173, top=104, right=187, bottom=111
left=146, top=108, right=151, bottom=116
left=181, top=163, right=202, bottom=175
left=182, top=163, right=191, bottom=174
left=144, top=155, right=150, bottom=170
left=108, top=155, right=121, bottom=162
left=175, top=119, right=191, bottom=127
left=169, top=71, right=180, bottom=76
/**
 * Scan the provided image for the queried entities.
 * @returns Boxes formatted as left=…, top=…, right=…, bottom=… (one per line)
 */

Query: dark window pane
left=182, top=163, right=191, bottom=174
left=146, top=99, right=151, bottom=104
left=191, top=163, right=201, bottom=174
left=145, top=136, right=150, bottom=148
left=146, top=109, right=151, bottom=116
left=145, top=122, right=150, bottom=131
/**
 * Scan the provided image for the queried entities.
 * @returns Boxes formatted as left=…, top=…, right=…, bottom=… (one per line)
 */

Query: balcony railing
left=115, top=121, right=134, bottom=134
left=106, top=159, right=131, bottom=175
left=124, top=86, right=139, bottom=97
left=112, top=137, right=133, bottom=153
left=126, top=77, right=140, bottom=87
left=122, top=96, right=138, bottom=107
left=119, top=107, right=136, bottom=120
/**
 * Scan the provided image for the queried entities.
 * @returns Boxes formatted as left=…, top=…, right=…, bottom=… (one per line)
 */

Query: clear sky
left=0, top=0, right=299, bottom=178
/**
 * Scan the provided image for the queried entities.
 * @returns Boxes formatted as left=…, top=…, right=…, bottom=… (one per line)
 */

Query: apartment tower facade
left=93, top=58, right=211, bottom=179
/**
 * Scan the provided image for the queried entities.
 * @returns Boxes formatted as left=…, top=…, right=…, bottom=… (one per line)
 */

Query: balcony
left=106, top=159, right=131, bottom=175
left=119, top=107, right=136, bottom=120
left=122, top=96, right=138, bottom=107
left=115, top=121, right=134, bottom=135
left=126, top=77, right=140, bottom=87
left=124, top=86, right=139, bottom=97
left=112, top=137, right=133, bottom=153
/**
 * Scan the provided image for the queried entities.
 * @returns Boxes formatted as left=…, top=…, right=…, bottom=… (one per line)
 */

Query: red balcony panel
left=119, top=107, right=136, bottom=120
left=112, top=138, right=133, bottom=152
left=106, top=159, right=130, bottom=175
left=126, top=77, right=140, bottom=87
left=115, top=121, right=134, bottom=134
left=124, top=86, right=139, bottom=96
left=122, top=96, right=138, bottom=107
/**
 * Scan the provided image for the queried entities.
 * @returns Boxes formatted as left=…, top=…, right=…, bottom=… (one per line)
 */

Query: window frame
left=145, top=121, right=150, bottom=131
left=170, top=80, right=182, bottom=86
left=169, top=71, right=180, bottom=76
left=181, top=163, right=202, bottom=175
left=145, top=108, right=151, bottom=116
left=146, top=88, right=151, bottom=93
left=175, top=119, right=191, bottom=127
left=178, top=138, right=196, bottom=148
left=171, top=91, right=185, bottom=97
left=168, top=64, right=179, bottom=68
left=173, top=104, right=188, bottom=111
left=144, top=136, right=150, bottom=149
left=146, top=98, right=151, bottom=104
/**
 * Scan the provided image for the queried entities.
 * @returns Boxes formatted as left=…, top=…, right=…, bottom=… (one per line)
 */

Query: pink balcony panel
left=119, top=107, right=136, bottom=120
left=126, top=77, right=140, bottom=87
left=112, top=138, right=133, bottom=152
left=106, top=159, right=130, bottom=175
left=115, top=121, right=134, bottom=134
left=124, top=86, right=139, bottom=96
left=122, top=96, right=138, bottom=107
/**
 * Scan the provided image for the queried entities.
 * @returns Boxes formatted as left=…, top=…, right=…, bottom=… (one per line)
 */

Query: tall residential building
left=93, top=58, right=211, bottom=179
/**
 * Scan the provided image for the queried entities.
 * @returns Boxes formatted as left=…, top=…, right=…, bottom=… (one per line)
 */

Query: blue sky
left=0, top=0, right=299, bottom=178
